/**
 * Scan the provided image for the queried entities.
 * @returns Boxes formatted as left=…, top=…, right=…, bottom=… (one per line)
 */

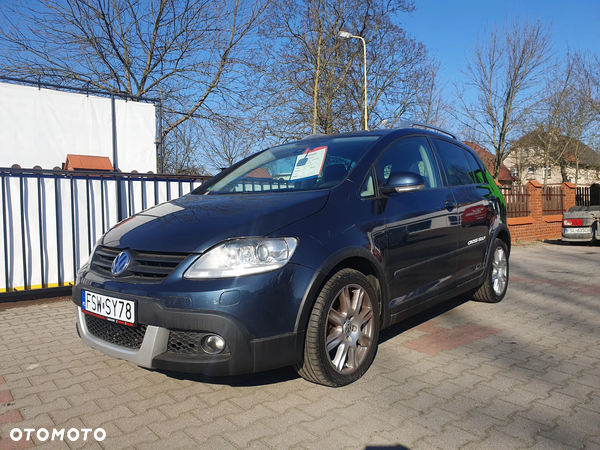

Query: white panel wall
left=0, top=82, right=156, bottom=172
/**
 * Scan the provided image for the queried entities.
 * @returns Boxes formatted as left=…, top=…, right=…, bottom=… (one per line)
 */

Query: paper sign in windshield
left=290, top=146, right=327, bottom=181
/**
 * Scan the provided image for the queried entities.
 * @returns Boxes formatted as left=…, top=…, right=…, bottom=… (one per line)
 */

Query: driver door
left=377, top=136, right=459, bottom=311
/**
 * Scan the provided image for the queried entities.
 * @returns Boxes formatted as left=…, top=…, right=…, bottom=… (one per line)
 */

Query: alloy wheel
left=491, top=246, right=507, bottom=296
left=325, top=284, right=375, bottom=374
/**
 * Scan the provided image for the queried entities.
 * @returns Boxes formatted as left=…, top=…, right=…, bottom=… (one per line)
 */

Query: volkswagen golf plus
left=73, top=123, right=510, bottom=386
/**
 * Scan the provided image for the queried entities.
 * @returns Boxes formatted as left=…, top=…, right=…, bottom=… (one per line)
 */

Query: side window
left=433, top=139, right=476, bottom=186
left=375, top=137, right=441, bottom=189
left=463, top=150, right=486, bottom=184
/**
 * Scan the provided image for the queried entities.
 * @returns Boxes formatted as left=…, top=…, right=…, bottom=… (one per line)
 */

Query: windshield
left=196, top=136, right=380, bottom=194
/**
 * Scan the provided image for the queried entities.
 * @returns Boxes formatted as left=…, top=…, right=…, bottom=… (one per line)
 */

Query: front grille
left=85, top=314, right=147, bottom=349
left=167, top=330, right=204, bottom=354
left=91, top=246, right=189, bottom=283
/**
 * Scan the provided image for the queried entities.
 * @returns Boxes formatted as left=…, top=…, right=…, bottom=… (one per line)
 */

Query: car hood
left=102, top=190, right=330, bottom=253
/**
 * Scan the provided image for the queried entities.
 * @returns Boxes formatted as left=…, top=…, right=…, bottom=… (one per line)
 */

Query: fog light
left=201, top=334, right=226, bottom=354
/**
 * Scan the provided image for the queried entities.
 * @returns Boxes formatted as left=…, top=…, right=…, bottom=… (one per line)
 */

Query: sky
left=401, top=0, right=600, bottom=92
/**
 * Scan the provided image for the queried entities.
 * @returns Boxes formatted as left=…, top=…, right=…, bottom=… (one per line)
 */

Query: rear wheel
left=294, top=269, right=380, bottom=386
left=472, top=239, right=509, bottom=303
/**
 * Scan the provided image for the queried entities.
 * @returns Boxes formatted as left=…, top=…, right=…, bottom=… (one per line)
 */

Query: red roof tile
left=65, top=154, right=114, bottom=171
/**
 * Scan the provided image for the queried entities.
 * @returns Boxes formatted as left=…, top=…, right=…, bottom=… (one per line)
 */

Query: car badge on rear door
left=111, top=251, right=131, bottom=276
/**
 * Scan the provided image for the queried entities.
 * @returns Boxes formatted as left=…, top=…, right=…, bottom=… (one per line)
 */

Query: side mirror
left=380, top=171, right=425, bottom=195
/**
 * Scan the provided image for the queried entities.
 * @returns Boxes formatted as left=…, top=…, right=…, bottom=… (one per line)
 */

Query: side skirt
left=386, top=275, right=483, bottom=328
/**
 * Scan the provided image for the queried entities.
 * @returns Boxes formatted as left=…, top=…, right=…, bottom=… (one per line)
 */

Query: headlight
left=184, top=237, right=298, bottom=279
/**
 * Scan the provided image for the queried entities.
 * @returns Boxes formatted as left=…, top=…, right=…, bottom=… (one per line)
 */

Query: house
left=463, top=142, right=516, bottom=186
left=505, top=129, right=600, bottom=186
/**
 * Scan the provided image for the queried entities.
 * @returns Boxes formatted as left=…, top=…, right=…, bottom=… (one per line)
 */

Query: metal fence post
left=2, top=172, right=9, bottom=292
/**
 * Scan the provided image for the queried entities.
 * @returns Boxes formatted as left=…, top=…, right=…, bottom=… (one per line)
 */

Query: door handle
left=444, top=200, right=456, bottom=211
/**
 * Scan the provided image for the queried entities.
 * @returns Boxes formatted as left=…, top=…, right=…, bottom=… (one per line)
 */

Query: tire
left=294, top=269, right=380, bottom=387
left=472, top=238, right=509, bottom=303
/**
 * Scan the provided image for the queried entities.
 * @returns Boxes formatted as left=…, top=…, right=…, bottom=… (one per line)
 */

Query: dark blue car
left=73, top=123, right=510, bottom=386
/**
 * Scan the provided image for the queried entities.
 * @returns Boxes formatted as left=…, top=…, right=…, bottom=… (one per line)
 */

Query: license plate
left=564, top=227, right=590, bottom=234
left=82, top=290, right=136, bottom=325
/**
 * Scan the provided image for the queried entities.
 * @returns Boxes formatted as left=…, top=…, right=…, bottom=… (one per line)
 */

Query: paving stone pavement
left=1, top=241, right=599, bottom=450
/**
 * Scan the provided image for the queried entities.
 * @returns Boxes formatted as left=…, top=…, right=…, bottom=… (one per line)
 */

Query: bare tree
left=527, top=54, right=576, bottom=185
left=457, top=19, right=552, bottom=178
left=255, top=0, right=431, bottom=139
left=558, top=65, right=600, bottom=184
left=257, top=0, right=344, bottom=138
left=199, top=120, right=257, bottom=171
left=161, top=119, right=210, bottom=175
left=412, top=61, right=453, bottom=128
left=0, top=0, right=269, bottom=149
left=569, top=52, right=600, bottom=184
left=515, top=52, right=600, bottom=185
left=506, top=147, right=531, bottom=185
left=578, top=52, right=600, bottom=116
left=364, top=22, right=432, bottom=129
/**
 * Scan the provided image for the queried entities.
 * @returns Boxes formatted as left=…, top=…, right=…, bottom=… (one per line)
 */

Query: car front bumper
left=73, top=263, right=315, bottom=375
left=75, top=304, right=305, bottom=375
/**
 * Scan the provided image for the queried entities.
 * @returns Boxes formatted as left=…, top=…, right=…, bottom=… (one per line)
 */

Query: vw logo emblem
left=111, top=251, right=131, bottom=276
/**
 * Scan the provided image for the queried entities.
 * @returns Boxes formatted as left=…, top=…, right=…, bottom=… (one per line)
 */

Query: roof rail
left=300, top=133, right=328, bottom=140
left=398, top=121, right=457, bottom=140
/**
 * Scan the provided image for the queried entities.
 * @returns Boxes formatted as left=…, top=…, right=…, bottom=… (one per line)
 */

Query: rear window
left=433, top=138, right=476, bottom=186
left=196, top=136, right=380, bottom=194
left=463, top=149, right=487, bottom=184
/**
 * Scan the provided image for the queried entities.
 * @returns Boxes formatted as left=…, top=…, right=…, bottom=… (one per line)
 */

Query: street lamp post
left=339, top=30, right=368, bottom=131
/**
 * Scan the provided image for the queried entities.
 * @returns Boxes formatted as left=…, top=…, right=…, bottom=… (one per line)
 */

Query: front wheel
left=472, top=238, right=509, bottom=303
left=294, top=269, right=380, bottom=386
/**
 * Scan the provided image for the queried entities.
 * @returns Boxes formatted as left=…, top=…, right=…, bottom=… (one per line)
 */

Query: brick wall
left=506, top=181, right=576, bottom=243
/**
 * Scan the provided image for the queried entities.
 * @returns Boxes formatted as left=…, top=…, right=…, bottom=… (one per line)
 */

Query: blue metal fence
left=0, top=167, right=209, bottom=298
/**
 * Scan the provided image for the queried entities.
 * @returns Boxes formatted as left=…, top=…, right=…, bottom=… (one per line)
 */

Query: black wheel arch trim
left=293, top=246, right=390, bottom=334
left=482, top=224, right=511, bottom=279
